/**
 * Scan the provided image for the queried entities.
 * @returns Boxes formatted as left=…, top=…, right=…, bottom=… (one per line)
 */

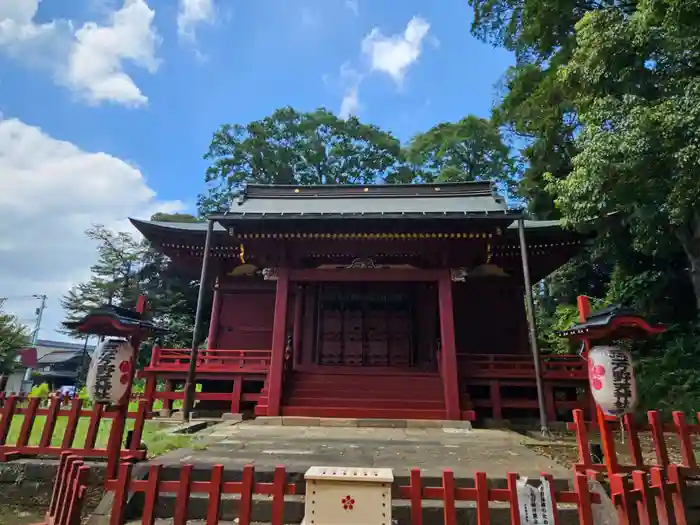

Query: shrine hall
left=132, top=182, right=591, bottom=423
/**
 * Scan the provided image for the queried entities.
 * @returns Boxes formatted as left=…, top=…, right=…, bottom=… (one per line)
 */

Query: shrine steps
left=278, top=371, right=447, bottom=420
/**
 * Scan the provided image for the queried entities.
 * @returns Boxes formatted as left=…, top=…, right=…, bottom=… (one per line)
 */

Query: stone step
left=284, top=397, right=445, bottom=409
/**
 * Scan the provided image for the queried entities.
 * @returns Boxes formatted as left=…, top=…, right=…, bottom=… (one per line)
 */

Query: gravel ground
left=524, top=428, right=700, bottom=469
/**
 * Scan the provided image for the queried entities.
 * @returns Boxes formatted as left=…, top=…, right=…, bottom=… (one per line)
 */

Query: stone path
left=154, top=421, right=569, bottom=479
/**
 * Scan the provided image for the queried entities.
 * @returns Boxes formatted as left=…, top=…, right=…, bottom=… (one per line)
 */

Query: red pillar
left=207, top=283, right=222, bottom=349
left=231, top=378, right=243, bottom=414
left=438, top=271, right=460, bottom=420
left=267, top=268, right=290, bottom=416
left=292, top=285, right=304, bottom=368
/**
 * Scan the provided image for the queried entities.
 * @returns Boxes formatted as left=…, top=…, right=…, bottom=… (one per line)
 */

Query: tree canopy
left=391, top=116, right=517, bottom=194
left=467, top=0, right=700, bottom=412
left=0, top=310, right=29, bottom=375
left=199, top=107, right=404, bottom=213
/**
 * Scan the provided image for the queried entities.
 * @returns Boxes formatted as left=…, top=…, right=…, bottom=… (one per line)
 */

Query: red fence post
left=239, top=464, right=255, bottom=525
left=441, top=469, right=457, bottom=525
left=206, top=465, right=224, bottom=525
left=474, top=471, right=491, bottom=525
left=109, top=462, right=133, bottom=525
left=173, top=463, right=193, bottom=525
left=141, top=464, right=162, bottom=525
left=409, top=468, right=423, bottom=525
left=39, top=396, right=62, bottom=448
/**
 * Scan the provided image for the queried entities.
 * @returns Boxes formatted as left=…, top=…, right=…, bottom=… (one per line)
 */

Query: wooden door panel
left=217, top=292, right=275, bottom=350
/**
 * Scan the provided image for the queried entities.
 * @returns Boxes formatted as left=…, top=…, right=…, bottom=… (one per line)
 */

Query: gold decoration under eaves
left=228, top=264, right=258, bottom=276
left=468, top=241, right=509, bottom=277
left=238, top=243, right=246, bottom=264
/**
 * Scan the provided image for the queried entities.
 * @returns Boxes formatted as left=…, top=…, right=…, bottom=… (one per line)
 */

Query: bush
left=28, top=383, right=50, bottom=399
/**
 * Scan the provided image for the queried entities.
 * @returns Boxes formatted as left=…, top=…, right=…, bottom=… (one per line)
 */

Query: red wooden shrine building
left=132, top=182, right=590, bottom=423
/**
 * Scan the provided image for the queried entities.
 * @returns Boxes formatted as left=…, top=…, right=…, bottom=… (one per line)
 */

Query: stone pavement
left=153, top=421, right=569, bottom=480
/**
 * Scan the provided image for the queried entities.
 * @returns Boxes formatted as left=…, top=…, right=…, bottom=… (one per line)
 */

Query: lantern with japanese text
left=588, top=345, right=637, bottom=416
left=86, top=338, right=133, bottom=405
left=556, top=300, right=666, bottom=418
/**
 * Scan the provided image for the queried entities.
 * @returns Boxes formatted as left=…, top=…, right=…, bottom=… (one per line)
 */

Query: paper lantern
left=588, top=345, right=637, bottom=416
left=86, top=338, right=133, bottom=405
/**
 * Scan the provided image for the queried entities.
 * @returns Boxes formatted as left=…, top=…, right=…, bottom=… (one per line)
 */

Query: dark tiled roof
left=213, top=181, right=518, bottom=220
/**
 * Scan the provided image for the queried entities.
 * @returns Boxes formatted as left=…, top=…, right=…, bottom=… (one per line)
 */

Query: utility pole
left=23, top=294, right=47, bottom=383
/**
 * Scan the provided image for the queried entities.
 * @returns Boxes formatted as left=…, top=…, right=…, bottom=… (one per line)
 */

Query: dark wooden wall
left=452, top=279, right=529, bottom=355
left=213, top=275, right=529, bottom=357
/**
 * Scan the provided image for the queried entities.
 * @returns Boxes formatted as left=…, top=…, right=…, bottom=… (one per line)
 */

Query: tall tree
left=549, top=0, right=700, bottom=311
left=393, top=116, right=517, bottom=193
left=62, top=215, right=202, bottom=352
left=61, top=225, right=144, bottom=336
left=199, top=107, right=403, bottom=213
left=0, top=310, right=29, bottom=375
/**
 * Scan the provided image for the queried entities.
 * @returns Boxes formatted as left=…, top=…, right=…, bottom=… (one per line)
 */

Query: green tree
left=61, top=225, right=145, bottom=337
left=0, top=310, right=30, bottom=374
left=61, top=215, right=203, bottom=358
left=199, top=107, right=403, bottom=213
left=393, top=116, right=517, bottom=192
left=550, top=0, right=700, bottom=311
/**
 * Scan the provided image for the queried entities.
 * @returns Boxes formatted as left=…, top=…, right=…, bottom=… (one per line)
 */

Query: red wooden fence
left=0, top=394, right=150, bottom=462
left=610, top=465, right=689, bottom=525
left=95, top=463, right=602, bottom=525
left=568, top=408, right=700, bottom=478
left=399, top=468, right=599, bottom=525
left=43, top=453, right=89, bottom=525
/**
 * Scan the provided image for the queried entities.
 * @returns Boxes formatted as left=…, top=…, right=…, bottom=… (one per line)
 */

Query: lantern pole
left=518, top=218, right=549, bottom=436
left=182, top=218, right=215, bottom=422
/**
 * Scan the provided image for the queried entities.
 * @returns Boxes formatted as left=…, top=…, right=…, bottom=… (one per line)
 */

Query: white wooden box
left=302, top=466, right=394, bottom=525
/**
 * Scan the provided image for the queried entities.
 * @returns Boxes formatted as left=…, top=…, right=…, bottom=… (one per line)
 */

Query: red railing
left=569, top=408, right=700, bottom=478
left=0, top=394, right=150, bottom=462
left=148, top=347, right=271, bottom=373
left=610, top=465, right=688, bottom=525
left=400, top=468, right=598, bottom=525
left=105, top=462, right=298, bottom=525
left=44, top=453, right=89, bottom=525
left=459, top=353, right=587, bottom=380
left=97, top=462, right=600, bottom=525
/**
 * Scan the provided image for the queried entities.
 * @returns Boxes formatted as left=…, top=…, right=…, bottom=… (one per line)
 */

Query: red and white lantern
left=588, top=345, right=637, bottom=416
left=86, top=338, right=133, bottom=405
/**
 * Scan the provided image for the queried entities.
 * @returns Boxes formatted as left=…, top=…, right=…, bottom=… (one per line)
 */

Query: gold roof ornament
left=468, top=241, right=509, bottom=277
left=228, top=264, right=258, bottom=276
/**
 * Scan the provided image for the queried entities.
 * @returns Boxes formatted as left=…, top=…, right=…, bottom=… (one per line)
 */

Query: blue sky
left=0, top=0, right=513, bottom=340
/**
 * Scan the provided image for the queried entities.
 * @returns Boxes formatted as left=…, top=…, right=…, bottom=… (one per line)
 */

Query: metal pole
left=518, top=218, right=549, bottom=436
left=182, top=219, right=215, bottom=422
left=23, top=294, right=47, bottom=382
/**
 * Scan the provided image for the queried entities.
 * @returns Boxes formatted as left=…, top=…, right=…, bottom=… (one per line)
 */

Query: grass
left=3, top=411, right=201, bottom=458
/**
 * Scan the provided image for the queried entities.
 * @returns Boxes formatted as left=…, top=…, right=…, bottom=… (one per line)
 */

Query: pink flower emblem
left=589, top=361, right=606, bottom=391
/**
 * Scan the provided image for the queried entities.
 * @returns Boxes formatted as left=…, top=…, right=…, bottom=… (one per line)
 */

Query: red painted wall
left=452, top=279, right=529, bottom=355
left=216, top=291, right=276, bottom=350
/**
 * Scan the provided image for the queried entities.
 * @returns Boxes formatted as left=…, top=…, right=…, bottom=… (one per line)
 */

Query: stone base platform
left=252, top=416, right=473, bottom=429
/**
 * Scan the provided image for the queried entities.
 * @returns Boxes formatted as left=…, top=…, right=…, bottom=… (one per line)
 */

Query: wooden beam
left=206, top=285, right=222, bottom=349
left=437, top=271, right=461, bottom=420
left=267, top=268, right=290, bottom=416
left=288, top=268, right=443, bottom=282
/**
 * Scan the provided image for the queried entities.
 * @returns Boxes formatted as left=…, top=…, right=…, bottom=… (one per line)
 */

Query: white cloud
left=333, top=16, right=432, bottom=118
left=344, top=0, right=359, bottom=15
left=338, top=63, right=362, bottom=119
left=339, top=85, right=360, bottom=119
left=66, top=0, right=160, bottom=106
left=0, top=117, right=182, bottom=340
left=0, top=0, right=161, bottom=107
left=361, top=16, right=430, bottom=85
left=177, top=0, right=215, bottom=42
